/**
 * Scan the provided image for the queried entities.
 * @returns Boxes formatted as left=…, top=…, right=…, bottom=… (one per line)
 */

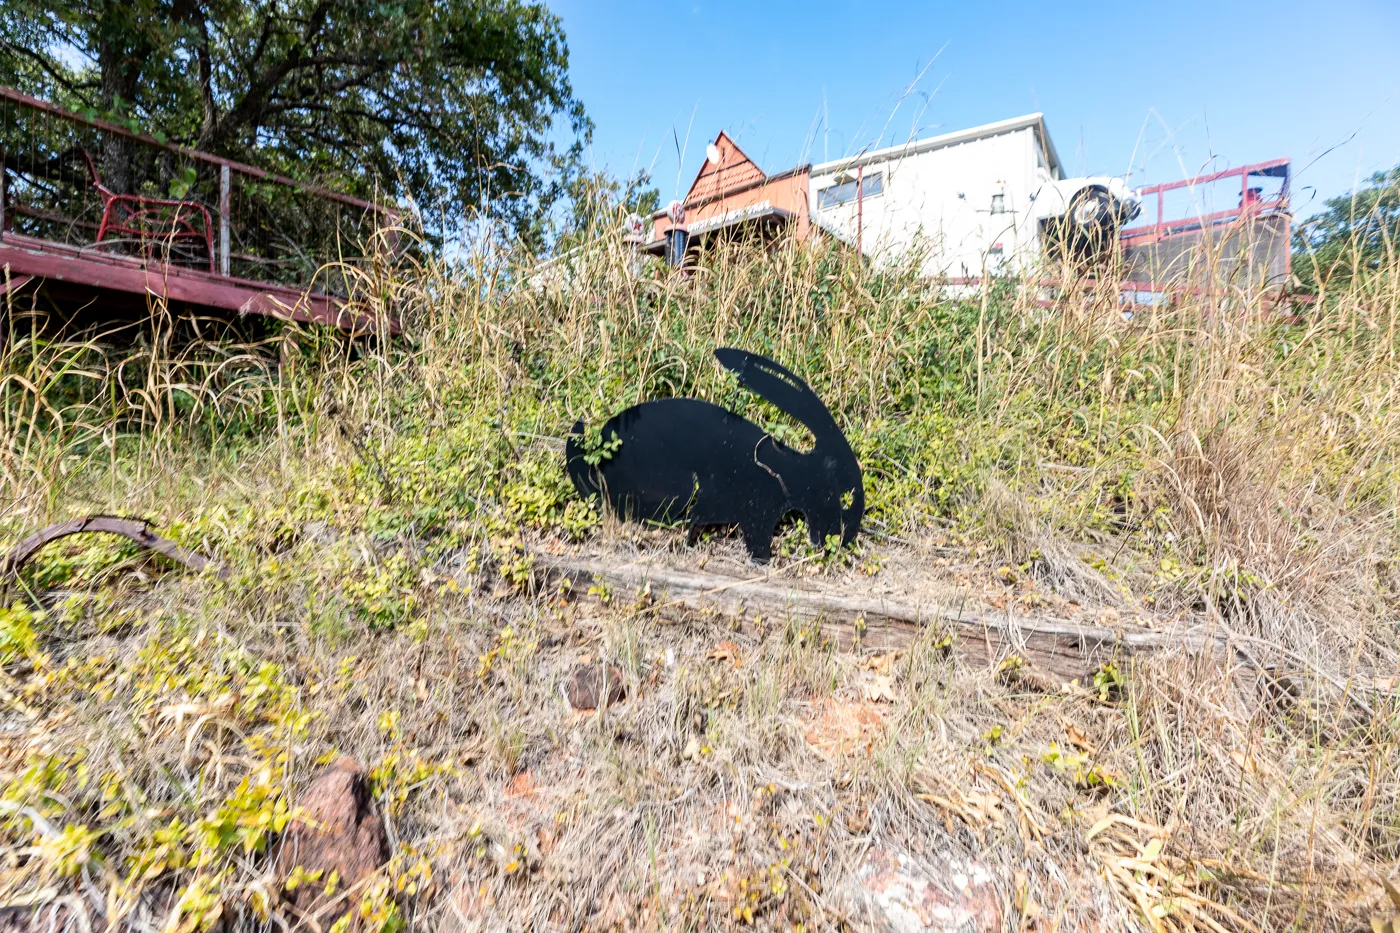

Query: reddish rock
left=567, top=663, right=626, bottom=710
left=836, top=846, right=1002, bottom=933
left=275, top=756, right=389, bottom=928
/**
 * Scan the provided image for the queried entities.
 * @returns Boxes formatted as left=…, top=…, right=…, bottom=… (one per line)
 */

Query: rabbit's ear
left=714, top=347, right=813, bottom=404
left=714, top=348, right=806, bottom=392
left=714, top=348, right=834, bottom=433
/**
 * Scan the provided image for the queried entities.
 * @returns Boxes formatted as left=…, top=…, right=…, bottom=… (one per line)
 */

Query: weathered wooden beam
left=533, top=554, right=1234, bottom=683
left=0, top=235, right=394, bottom=334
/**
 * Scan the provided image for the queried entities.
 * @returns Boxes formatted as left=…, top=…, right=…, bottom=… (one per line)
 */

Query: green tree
left=551, top=165, right=659, bottom=250
left=0, top=0, right=591, bottom=241
left=1292, top=163, right=1400, bottom=292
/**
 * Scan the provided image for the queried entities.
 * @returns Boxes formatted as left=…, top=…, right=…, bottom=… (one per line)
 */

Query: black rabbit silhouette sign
left=565, top=348, right=864, bottom=562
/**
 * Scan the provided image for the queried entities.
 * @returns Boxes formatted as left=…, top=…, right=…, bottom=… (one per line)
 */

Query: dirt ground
left=0, top=522, right=1392, bottom=932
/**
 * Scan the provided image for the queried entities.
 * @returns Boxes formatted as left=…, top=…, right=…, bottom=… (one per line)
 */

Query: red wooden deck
left=0, top=230, right=380, bottom=329
left=0, top=87, right=398, bottom=334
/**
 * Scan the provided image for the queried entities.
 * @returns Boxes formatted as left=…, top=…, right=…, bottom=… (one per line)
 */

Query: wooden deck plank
left=0, top=232, right=393, bottom=333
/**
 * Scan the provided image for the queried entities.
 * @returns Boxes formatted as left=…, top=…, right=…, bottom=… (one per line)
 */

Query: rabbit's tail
left=713, top=347, right=841, bottom=442
left=564, top=419, right=601, bottom=500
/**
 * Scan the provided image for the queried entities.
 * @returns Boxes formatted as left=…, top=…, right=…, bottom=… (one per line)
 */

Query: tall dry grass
left=389, top=221, right=1400, bottom=670
left=5, top=217, right=1400, bottom=665
left=2, top=211, right=1399, bottom=931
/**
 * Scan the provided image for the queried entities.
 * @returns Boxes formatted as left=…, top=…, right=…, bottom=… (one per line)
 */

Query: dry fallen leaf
left=843, top=798, right=871, bottom=833
left=707, top=641, right=742, bottom=668
left=1230, top=749, right=1257, bottom=774
left=863, top=673, right=897, bottom=703
left=915, top=781, right=1005, bottom=836
left=803, top=697, right=886, bottom=758
left=506, top=770, right=537, bottom=798
left=858, top=652, right=898, bottom=674
left=1065, top=723, right=1096, bottom=753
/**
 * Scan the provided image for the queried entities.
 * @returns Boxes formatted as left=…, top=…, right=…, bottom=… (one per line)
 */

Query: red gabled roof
left=685, top=131, right=765, bottom=206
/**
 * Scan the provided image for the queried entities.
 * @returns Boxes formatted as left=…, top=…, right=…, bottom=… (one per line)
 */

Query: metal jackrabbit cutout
left=565, top=348, right=864, bottom=562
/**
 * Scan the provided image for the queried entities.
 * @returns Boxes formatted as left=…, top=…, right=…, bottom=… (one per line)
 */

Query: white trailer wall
left=809, top=114, right=1062, bottom=279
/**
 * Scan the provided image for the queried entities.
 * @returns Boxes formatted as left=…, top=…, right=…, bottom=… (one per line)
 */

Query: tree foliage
left=0, top=0, right=591, bottom=241
left=1292, top=162, right=1400, bottom=292
left=552, top=165, right=659, bottom=251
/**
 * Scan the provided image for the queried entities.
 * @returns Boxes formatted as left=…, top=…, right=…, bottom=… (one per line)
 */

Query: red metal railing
left=935, top=158, right=1297, bottom=307
left=0, top=86, right=399, bottom=327
left=1118, top=158, right=1292, bottom=292
left=1121, top=158, right=1290, bottom=244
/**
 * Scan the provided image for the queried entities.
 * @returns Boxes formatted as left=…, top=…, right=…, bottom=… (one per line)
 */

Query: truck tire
left=1069, top=188, right=1113, bottom=230
left=1046, top=188, right=1117, bottom=265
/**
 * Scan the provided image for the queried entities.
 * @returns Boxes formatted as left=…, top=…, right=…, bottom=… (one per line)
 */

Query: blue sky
left=552, top=0, right=1400, bottom=218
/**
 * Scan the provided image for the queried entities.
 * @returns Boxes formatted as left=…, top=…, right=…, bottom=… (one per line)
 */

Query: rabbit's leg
left=741, top=523, right=774, bottom=563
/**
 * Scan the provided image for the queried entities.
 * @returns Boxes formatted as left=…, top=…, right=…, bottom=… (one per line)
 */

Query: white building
left=809, top=113, right=1071, bottom=279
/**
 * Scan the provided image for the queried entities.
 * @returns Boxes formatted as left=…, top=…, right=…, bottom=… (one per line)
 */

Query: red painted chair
left=78, top=150, right=215, bottom=273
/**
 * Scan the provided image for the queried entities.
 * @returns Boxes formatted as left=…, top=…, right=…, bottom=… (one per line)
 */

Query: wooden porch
left=0, top=87, right=399, bottom=333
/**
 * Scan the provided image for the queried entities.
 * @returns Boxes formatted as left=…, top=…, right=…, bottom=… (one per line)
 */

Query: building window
left=818, top=171, right=883, bottom=210
left=990, top=193, right=1006, bottom=214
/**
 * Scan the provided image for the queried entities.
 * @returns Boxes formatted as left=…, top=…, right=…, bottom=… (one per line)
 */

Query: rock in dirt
left=567, top=663, right=626, bottom=710
left=275, top=756, right=389, bottom=927
left=835, top=846, right=1002, bottom=933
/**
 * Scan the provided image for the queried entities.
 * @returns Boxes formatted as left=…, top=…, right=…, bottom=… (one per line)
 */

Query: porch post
left=856, top=164, right=864, bottom=255
left=219, top=164, right=231, bottom=276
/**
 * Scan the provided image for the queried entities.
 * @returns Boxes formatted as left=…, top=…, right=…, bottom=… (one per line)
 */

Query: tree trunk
left=95, top=6, right=149, bottom=195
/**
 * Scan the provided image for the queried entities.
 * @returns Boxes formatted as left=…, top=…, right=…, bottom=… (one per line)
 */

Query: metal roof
left=810, top=113, right=1063, bottom=179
